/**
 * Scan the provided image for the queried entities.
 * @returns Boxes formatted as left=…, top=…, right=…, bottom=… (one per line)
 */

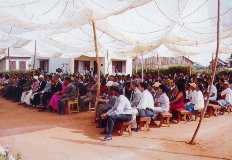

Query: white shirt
left=221, top=88, right=232, bottom=104
left=137, top=89, right=155, bottom=110
left=190, top=90, right=204, bottom=110
left=107, top=95, right=132, bottom=116
left=208, top=84, right=217, bottom=101
left=156, top=93, right=170, bottom=112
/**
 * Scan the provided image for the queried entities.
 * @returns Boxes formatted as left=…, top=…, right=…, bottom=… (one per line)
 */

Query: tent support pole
left=141, top=54, right=144, bottom=82
left=7, top=47, right=10, bottom=72
left=157, top=53, right=160, bottom=80
left=92, top=20, right=101, bottom=109
left=188, top=0, right=220, bottom=145
left=33, top=40, right=37, bottom=70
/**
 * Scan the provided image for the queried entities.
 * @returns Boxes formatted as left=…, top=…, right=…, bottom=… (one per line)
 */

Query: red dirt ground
left=0, top=98, right=231, bottom=160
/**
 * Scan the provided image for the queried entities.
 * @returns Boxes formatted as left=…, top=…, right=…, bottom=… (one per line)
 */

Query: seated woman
left=170, top=80, right=185, bottom=111
left=48, top=76, right=65, bottom=112
left=21, top=76, right=39, bottom=106
left=185, top=83, right=204, bottom=113
left=153, top=84, right=170, bottom=118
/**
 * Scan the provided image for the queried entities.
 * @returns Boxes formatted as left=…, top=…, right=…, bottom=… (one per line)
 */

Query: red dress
left=170, top=92, right=185, bottom=111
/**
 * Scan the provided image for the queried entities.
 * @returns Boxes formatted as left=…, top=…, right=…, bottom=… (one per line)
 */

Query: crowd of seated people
left=0, top=71, right=232, bottom=141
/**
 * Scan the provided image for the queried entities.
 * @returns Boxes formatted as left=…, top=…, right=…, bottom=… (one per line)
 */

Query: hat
left=189, top=82, right=197, bottom=88
left=33, top=76, right=38, bottom=80
left=153, top=82, right=161, bottom=88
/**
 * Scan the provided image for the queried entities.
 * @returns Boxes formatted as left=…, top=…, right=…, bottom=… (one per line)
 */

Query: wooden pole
left=189, top=0, right=220, bottom=144
left=33, top=40, right=37, bottom=70
left=91, top=20, right=101, bottom=102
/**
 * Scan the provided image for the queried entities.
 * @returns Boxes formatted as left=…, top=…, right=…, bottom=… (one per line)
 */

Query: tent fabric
left=0, top=0, right=231, bottom=64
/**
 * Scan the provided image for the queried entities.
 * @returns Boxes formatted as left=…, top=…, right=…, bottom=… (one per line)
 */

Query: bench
left=67, top=99, right=79, bottom=114
left=157, top=112, right=172, bottom=127
left=138, top=117, right=151, bottom=131
left=192, top=110, right=202, bottom=121
left=176, top=109, right=192, bottom=123
left=206, top=104, right=221, bottom=117
left=222, top=105, right=232, bottom=114
left=116, top=121, right=133, bottom=136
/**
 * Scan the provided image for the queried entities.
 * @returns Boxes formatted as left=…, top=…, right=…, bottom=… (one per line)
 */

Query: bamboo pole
left=33, top=40, right=37, bottom=70
left=189, top=0, right=220, bottom=144
left=91, top=20, right=101, bottom=103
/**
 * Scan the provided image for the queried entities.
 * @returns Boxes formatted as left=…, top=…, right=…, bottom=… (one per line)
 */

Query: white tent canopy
left=0, top=0, right=231, bottom=65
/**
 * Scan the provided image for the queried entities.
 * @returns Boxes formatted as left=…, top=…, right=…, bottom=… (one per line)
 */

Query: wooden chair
left=138, top=117, right=151, bottom=131
left=67, top=99, right=79, bottom=114
left=206, top=104, right=221, bottom=117
left=176, top=109, right=192, bottom=123
left=158, top=112, right=172, bottom=127
left=116, top=121, right=133, bottom=136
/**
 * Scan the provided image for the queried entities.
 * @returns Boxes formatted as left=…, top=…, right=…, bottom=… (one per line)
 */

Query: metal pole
left=189, top=0, right=220, bottom=144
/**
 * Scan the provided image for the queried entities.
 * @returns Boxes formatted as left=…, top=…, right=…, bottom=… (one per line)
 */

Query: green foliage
left=133, top=65, right=191, bottom=75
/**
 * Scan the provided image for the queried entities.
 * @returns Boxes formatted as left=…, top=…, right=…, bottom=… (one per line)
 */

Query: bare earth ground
left=0, top=98, right=231, bottom=160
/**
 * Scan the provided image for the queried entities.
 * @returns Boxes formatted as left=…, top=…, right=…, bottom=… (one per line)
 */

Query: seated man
left=96, top=87, right=117, bottom=128
left=217, top=81, right=232, bottom=108
left=130, top=81, right=142, bottom=129
left=136, top=82, right=155, bottom=118
left=101, top=87, right=133, bottom=141
left=153, top=84, right=170, bottom=118
left=58, top=77, right=76, bottom=115
left=185, top=83, right=204, bottom=112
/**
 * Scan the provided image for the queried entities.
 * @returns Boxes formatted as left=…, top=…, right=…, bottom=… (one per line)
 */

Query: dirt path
left=0, top=98, right=231, bottom=160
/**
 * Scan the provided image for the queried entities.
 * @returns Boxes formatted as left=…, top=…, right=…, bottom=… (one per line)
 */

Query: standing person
left=136, top=82, right=155, bottom=118
left=101, top=87, right=133, bottom=141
